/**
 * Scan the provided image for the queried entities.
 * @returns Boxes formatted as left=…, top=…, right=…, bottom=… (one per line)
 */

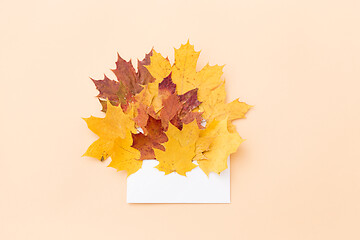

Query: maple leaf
left=195, top=118, right=245, bottom=175
left=83, top=101, right=136, bottom=161
left=131, top=116, right=168, bottom=160
left=107, top=131, right=142, bottom=176
left=152, top=73, right=204, bottom=130
left=92, top=75, right=128, bottom=112
left=92, top=50, right=155, bottom=112
left=154, top=121, right=200, bottom=176
left=200, top=82, right=252, bottom=126
left=172, top=41, right=200, bottom=94
left=144, top=50, right=171, bottom=81
left=111, top=54, right=141, bottom=95
left=91, top=75, right=122, bottom=103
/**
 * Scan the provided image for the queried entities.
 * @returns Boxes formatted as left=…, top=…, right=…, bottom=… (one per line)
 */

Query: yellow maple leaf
left=107, top=132, right=142, bottom=176
left=195, top=64, right=224, bottom=103
left=171, top=41, right=200, bottom=94
left=196, top=118, right=245, bottom=176
left=83, top=101, right=136, bottom=161
left=144, top=50, right=171, bottom=81
left=154, top=121, right=200, bottom=176
left=200, top=82, right=226, bottom=122
left=200, top=82, right=252, bottom=124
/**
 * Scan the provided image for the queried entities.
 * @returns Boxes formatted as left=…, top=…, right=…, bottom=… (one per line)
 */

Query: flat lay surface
left=0, top=0, right=359, bottom=239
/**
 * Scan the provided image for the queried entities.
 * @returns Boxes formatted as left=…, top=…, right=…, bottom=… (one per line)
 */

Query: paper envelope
left=127, top=158, right=230, bottom=203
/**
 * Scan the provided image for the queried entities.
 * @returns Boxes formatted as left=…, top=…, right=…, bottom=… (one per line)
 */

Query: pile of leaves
left=83, top=41, right=251, bottom=176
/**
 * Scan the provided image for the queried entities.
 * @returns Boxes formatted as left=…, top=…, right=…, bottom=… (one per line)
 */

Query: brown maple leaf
left=156, top=74, right=204, bottom=130
left=92, top=75, right=127, bottom=112
left=92, top=50, right=155, bottom=112
left=131, top=116, right=168, bottom=160
left=111, top=54, right=143, bottom=95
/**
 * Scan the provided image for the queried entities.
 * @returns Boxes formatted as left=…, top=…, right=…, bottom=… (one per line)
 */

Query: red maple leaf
left=157, top=74, right=204, bottom=130
left=91, top=50, right=155, bottom=112
left=131, top=116, right=168, bottom=160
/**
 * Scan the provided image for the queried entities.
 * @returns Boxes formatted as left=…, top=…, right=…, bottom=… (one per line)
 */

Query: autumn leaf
left=171, top=41, right=200, bottom=94
left=91, top=75, right=122, bottom=103
left=92, top=75, right=128, bottom=112
left=199, top=82, right=252, bottom=127
left=131, top=116, right=168, bottom=160
left=83, top=100, right=136, bottom=161
left=144, top=50, right=171, bottom=81
left=107, top=131, right=142, bottom=176
left=111, top=53, right=143, bottom=95
left=152, top=73, right=204, bottom=130
left=154, top=121, right=200, bottom=176
left=92, top=50, right=155, bottom=112
left=195, top=64, right=224, bottom=102
left=195, top=118, right=245, bottom=175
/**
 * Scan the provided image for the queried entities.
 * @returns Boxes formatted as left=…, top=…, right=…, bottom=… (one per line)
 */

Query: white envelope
left=127, top=158, right=230, bottom=203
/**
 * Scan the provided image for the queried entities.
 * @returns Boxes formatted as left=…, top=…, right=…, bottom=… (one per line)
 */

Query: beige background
left=1, top=0, right=359, bottom=239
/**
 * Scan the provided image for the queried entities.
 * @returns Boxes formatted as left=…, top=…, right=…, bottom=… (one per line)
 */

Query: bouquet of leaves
left=83, top=41, right=251, bottom=177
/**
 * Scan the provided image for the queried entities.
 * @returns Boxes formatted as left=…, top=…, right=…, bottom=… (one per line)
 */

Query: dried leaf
left=145, top=50, right=171, bottom=81
left=154, top=121, right=199, bottom=176
left=91, top=75, right=122, bottom=103
left=171, top=40, right=200, bottom=94
left=154, top=74, right=204, bottom=130
left=131, top=116, right=168, bottom=160
left=83, top=101, right=137, bottom=168
left=196, top=118, right=245, bottom=175
left=92, top=50, right=155, bottom=112
left=199, top=82, right=252, bottom=124
left=108, top=131, right=142, bottom=176
left=111, top=53, right=143, bottom=95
